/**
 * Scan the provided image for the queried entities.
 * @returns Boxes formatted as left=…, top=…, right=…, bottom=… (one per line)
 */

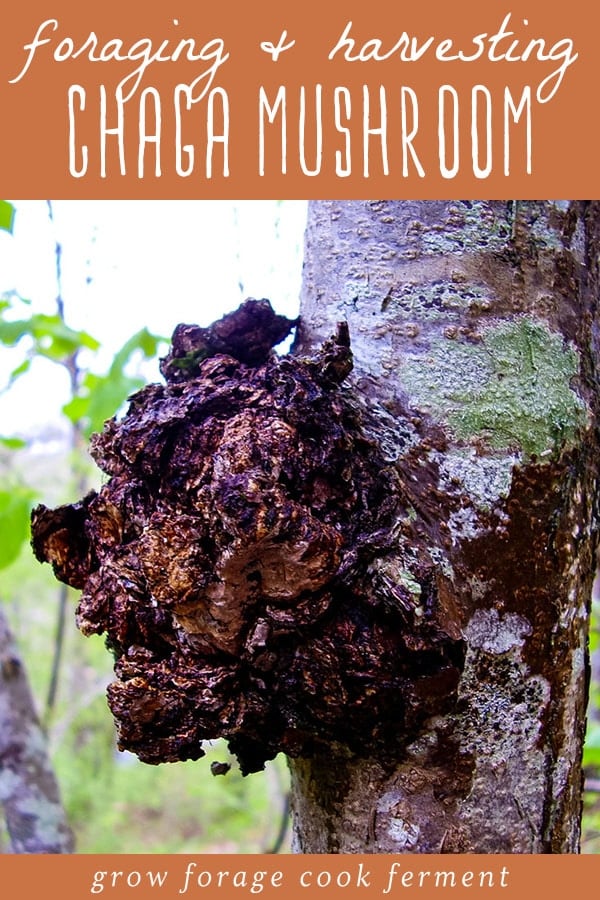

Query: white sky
left=0, top=200, right=307, bottom=434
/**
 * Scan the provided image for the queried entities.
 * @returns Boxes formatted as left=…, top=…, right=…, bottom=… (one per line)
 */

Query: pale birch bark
left=289, top=200, right=600, bottom=853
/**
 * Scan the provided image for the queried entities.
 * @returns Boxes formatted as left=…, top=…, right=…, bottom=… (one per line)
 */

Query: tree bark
left=0, top=606, right=75, bottom=852
left=289, top=200, right=600, bottom=853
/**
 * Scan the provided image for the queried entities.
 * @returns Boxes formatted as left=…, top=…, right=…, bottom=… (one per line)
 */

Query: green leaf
left=584, top=746, right=600, bottom=768
left=30, top=314, right=100, bottom=356
left=108, top=327, right=165, bottom=377
left=0, top=486, right=36, bottom=569
left=0, top=318, right=32, bottom=346
left=0, top=436, right=27, bottom=450
left=0, top=201, right=15, bottom=234
left=583, top=722, right=600, bottom=768
left=64, top=371, right=144, bottom=437
left=63, top=328, right=166, bottom=437
left=0, top=313, right=100, bottom=362
left=62, top=394, right=90, bottom=426
left=9, top=358, right=32, bottom=380
left=0, top=293, right=30, bottom=315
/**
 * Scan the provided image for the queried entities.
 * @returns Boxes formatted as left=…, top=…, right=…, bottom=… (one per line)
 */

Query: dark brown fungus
left=31, top=299, right=464, bottom=774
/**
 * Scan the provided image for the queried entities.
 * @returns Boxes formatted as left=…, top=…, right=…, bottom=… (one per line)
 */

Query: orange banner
left=1, top=0, right=600, bottom=892
left=2, top=853, right=600, bottom=898
left=0, top=0, right=598, bottom=197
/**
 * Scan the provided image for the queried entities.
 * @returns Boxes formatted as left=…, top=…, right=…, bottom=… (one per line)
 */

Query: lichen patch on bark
left=398, top=318, right=586, bottom=459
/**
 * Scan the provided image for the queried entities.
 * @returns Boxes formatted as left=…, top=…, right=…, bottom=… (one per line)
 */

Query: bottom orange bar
left=0, top=854, right=598, bottom=899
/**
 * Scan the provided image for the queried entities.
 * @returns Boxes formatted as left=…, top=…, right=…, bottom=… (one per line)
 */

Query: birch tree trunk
left=289, top=200, right=600, bottom=853
left=0, top=607, right=74, bottom=852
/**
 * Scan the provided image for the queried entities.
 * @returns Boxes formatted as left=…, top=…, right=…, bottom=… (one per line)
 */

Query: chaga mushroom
left=31, top=299, right=464, bottom=774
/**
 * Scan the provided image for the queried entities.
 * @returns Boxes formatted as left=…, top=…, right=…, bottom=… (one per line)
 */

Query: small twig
left=44, top=584, right=69, bottom=729
left=43, top=201, right=86, bottom=728
left=265, top=792, right=291, bottom=854
left=46, top=201, right=65, bottom=321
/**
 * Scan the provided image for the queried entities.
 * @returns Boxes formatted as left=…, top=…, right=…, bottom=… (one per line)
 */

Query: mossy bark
left=289, top=200, right=600, bottom=853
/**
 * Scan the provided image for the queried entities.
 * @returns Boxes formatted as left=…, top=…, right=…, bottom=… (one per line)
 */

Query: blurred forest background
left=0, top=199, right=599, bottom=853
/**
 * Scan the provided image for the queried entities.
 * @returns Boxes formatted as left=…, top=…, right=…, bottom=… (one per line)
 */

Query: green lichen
left=398, top=569, right=422, bottom=598
left=436, top=448, right=517, bottom=512
left=171, top=347, right=212, bottom=370
left=401, top=318, right=586, bottom=458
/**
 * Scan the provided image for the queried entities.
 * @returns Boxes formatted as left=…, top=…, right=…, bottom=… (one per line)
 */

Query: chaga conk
left=31, top=299, right=464, bottom=774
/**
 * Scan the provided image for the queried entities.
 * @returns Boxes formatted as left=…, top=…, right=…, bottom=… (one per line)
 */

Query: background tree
left=0, top=201, right=74, bottom=853
left=0, top=201, right=173, bottom=851
left=0, top=609, right=75, bottom=852
left=288, top=200, right=600, bottom=853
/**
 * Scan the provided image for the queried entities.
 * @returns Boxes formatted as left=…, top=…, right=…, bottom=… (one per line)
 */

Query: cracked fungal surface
left=31, top=300, right=464, bottom=774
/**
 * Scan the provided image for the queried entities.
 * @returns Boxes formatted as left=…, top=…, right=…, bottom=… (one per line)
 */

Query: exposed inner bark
left=31, top=299, right=464, bottom=775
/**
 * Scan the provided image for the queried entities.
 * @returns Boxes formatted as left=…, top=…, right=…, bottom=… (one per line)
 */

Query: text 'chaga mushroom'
left=31, top=299, right=463, bottom=774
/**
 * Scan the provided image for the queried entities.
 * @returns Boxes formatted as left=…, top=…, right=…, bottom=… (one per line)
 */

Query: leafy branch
left=0, top=200, right=15, bottom=234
